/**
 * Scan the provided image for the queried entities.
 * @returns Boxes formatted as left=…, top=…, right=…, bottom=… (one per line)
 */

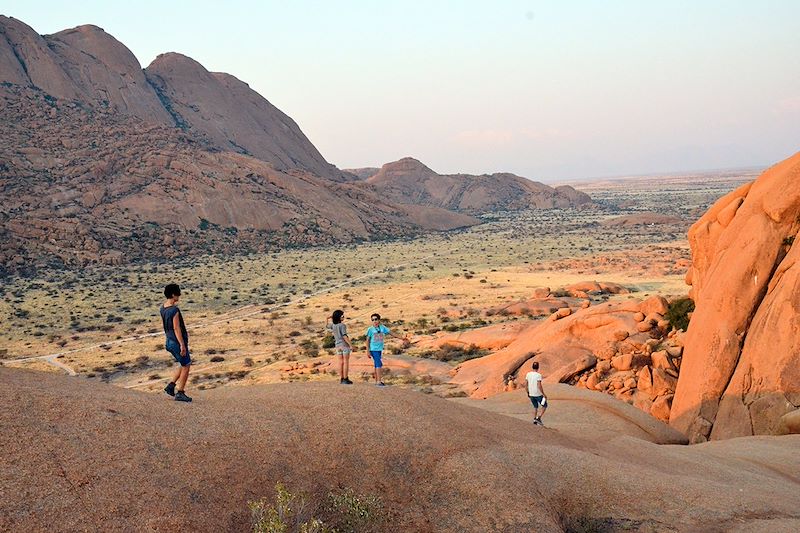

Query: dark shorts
left=166, top=339, right=192, bottom=367
left=369, top=350, right=383, bottom=368
left=529, top=395, right=546, bottom=409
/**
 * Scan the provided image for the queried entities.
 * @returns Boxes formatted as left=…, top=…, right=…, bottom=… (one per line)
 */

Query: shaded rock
left=549, top=355, right=597, bottom=383
left=777, top=409, right=800, bottom=435
left=652, top=368, right=678, bottom=397
left=651, top=350, right=674, bottom=370
left=611, top=353, right=634, bottom=371
left=365, top=157, right=592, bottom=213
left=532, top=287, right=551, bottom=299
left=640, top=295, right=669, bottom=316
left=650, top=394, right=674, bottom=422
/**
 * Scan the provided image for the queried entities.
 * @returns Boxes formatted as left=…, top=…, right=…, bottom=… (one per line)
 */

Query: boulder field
left=2, top=368, right=800, bottom=532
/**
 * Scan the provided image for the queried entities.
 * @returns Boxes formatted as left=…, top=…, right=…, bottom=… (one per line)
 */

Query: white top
left=525, top=371, right=543, bottom=396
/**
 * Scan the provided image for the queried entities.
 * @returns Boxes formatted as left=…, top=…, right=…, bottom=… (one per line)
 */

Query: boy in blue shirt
left=364, top=313, right=403, bottom=386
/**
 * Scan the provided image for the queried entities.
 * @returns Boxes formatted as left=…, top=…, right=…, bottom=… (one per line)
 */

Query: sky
left=4, top=1, right=800, bottom=180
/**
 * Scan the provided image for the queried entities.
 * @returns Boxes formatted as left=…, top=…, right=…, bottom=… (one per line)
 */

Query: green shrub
left=419, top=343, right=487, bottom=363
left=322, top=334, right=335, bottom=349
left=666, top=297, right=695, bottom=331
left=324, top=487, right=383, bottom=532
left=250, top=483, right=326, bottom=533
left=250, top=483, right=383, bottom=533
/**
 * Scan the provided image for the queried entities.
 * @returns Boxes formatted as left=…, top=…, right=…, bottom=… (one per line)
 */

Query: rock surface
left=671, top=152, right=800, bottom=442
left=4, top=368, right=800, bottom=532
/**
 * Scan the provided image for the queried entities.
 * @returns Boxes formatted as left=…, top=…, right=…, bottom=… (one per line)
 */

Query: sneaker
left=377, top=382, right=386, bottom=387
left=175, top=391, right=192, bottom=402
left=340, top=378, right=346, bottom=384
left=343, top=378, right=353, bottom=385
left=533, top=417, right=542, bottom=426
left=164, top=382, right=176, bottom=397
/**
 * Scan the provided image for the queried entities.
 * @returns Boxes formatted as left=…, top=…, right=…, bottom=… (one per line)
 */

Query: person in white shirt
left=525, top=361, right=547, bottom=426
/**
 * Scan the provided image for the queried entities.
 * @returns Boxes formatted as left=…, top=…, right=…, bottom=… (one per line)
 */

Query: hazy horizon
left=4, top=1, right=799, bottom=180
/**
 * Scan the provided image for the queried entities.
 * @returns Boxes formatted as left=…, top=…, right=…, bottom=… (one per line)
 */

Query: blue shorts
left=369, top=350, right=383, bottom=368
left=529, top=395, right=546, bottom=409
left=166, top=339, right=192, bottom=367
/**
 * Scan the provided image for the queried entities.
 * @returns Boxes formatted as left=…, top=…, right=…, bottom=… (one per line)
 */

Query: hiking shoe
left=533, top=418, right=542, bottom=426
left=175, top=391, right=192, bottom=402
left=164, top=382, right=176, bottom=397
left=343, top=378, right=353, bottom=385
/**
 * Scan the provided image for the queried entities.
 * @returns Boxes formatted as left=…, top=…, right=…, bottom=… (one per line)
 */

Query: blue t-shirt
left=365, top=325, right=390, bottom=351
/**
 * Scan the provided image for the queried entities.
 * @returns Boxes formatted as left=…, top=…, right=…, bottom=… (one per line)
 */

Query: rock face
left=357, top=157, right=593, bottom=213
left=145, top=53, right=344, bottom=181
left=46, top=25, right=173, bottom=123
left=671, top=152, right=800, bottom=442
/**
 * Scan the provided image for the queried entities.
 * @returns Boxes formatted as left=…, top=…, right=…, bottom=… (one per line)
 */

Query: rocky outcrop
left=0, top=17, right=483, bottom=274
left=450, top=295, right=678, bottom=402
left=0, top=86, right=476, bottom=274
left=145, top=53, right=344, bottom=181
left=46, top=25, right=173, bottom=123
left=359, top=157, right=593, bottom=213
left=0, top=16, right=342, bottom=181
left=671, top=152, right=800, bottom=442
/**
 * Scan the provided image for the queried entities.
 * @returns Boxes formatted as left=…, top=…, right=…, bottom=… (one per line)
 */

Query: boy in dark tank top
left=160, top=283, right=193, bottom=402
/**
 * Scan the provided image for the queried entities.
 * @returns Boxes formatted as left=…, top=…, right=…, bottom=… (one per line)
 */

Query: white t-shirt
left=525, top=371, right=543, bottom=396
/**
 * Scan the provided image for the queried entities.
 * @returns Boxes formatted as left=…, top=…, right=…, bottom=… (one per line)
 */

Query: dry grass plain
left=0, top=170, right=757, bottom=396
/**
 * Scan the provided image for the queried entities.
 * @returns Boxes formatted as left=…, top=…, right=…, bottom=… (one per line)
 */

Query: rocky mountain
left=145, top=52, right=344, bottom=181
left=350, top=157, right=593, bottom=213
left=0, top=85, right=475, bottom=273
left=0, top=17, right=478, bottom=274
left=0, top=17, right=341, bottom=180
left=671, top=151, right=800, bottom=442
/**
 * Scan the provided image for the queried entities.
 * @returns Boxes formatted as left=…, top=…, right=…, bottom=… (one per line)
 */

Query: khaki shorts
left=336, top=347, right=352, bottom=356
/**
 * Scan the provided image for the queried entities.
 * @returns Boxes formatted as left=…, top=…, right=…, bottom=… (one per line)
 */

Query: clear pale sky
left=4, top=1, right=800, bottom=180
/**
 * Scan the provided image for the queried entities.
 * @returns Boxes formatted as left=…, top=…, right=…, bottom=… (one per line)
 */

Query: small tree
left=666, top=297, right=695, bottom=331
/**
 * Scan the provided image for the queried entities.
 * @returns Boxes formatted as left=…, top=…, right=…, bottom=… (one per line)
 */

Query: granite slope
left=2, top=368, right=799, bottom=532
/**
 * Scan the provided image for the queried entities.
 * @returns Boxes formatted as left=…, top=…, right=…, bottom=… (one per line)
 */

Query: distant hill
left=0, top=17, right=476, bottom=273
left=350, top=157, right=593, bottom=213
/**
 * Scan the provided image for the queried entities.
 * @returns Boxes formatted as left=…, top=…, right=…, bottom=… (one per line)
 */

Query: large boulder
left=450, top=299, right=647, bottom=398
left=671, top=152, right=800, bottom=441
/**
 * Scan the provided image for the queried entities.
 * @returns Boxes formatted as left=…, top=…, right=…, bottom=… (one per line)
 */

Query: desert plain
left=1, top=170, right=751, bottom=393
